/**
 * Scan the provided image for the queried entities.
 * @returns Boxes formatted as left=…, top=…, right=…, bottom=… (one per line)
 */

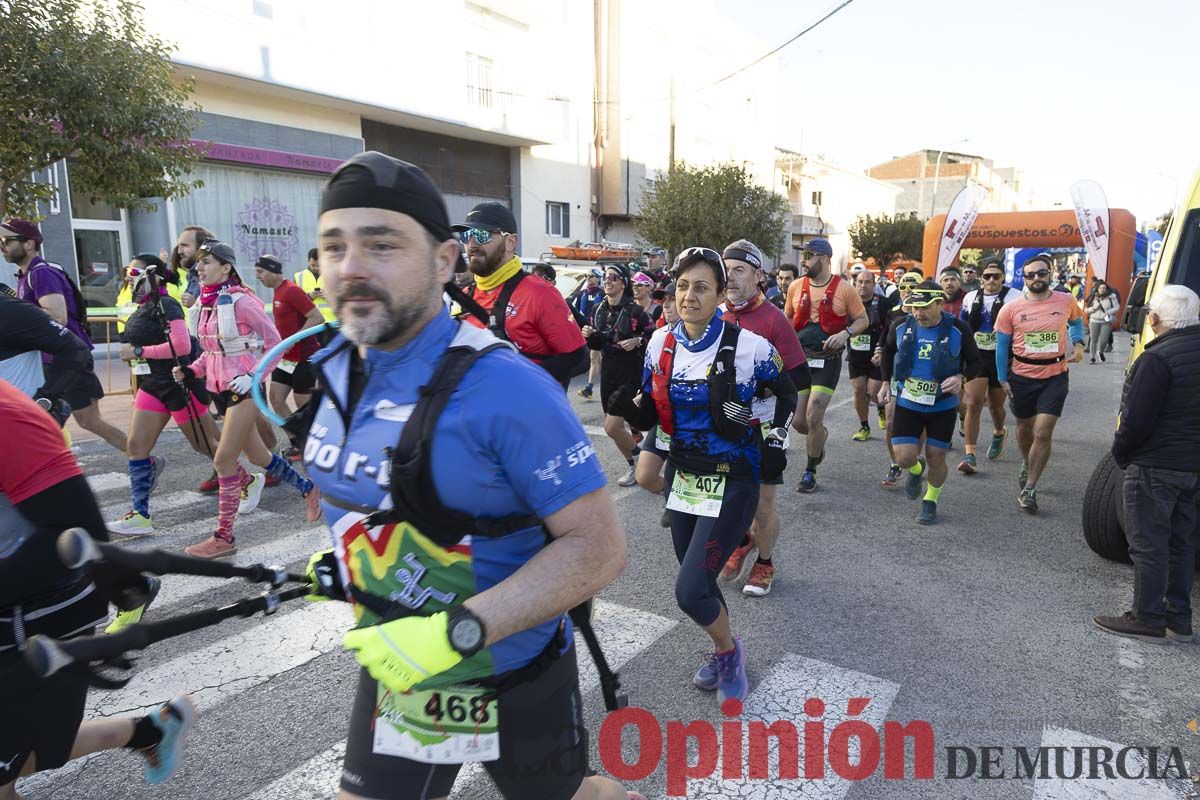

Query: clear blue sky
left=714, top=0, right=1199, bottom=222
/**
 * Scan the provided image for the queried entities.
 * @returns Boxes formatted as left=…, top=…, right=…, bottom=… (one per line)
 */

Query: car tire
left=1082, top=452, right=1130, bottom=563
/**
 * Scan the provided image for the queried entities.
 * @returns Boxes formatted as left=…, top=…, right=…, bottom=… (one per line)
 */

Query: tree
left=0, top=0, right=203, bottom=218
left=634, top=161, right=791, bottom=259
left=848, top=212, right=926, bottom=264
left=958, top=248, right=983, bottom=267
left=1153, top=210, right=1173, bottom=235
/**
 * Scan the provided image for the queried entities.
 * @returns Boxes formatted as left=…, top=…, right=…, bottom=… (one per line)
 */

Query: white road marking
left=684, top=653, right=900, bottom=800
left=86, top=471, right=130, bottom=493
left=101, top=490, right=208, bottom=522
left=88, top=601, right=353, bottom=717
left=101, top=526, right=331, bottom=618
left=243, top=600, right=679, bottom=800
left=114, top=509, right=283, bottom=551
left=1030, top=727, right=1193, bottom=799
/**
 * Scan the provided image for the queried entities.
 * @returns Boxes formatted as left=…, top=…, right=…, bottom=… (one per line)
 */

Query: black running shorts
left=341, top=642, right=588, bottom=800
left=1008, top=372, right=1069, bottom=419
left=891, top=404, right=958, bottom=450
left=806, top=353, right=842, bottom=395
left=0, top=627, right=94, bottom=783
left=270, top=360, right=317, bottom=394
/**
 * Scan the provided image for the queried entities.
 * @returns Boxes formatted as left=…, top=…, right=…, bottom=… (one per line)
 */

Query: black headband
left=722, top=247, right=762, bottom=270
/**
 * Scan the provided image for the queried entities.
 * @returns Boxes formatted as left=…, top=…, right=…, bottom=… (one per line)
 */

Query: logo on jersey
left=393, top=552, right=458, bottom=609
left=536, top=454, right=564, bottom=485
left=918, top=343, right=933, bottom=359
left=373, top=398, right=415, bottom=422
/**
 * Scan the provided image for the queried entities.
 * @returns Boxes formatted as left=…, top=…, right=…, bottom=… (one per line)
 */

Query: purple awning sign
left=193, top=140, right=343, bottom=174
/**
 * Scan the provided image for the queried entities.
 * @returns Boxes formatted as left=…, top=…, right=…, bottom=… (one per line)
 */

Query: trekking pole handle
left=58, top=528, right=306, bottom=586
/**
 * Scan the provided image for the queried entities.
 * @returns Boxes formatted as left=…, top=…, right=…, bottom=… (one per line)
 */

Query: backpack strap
left=487, top=271, right=528, bottom=342
left=378, top=339, right=541, bottom=543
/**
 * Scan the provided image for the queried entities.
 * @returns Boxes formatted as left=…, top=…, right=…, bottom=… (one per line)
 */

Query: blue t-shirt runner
left=306, top=309, right=605, bottom=676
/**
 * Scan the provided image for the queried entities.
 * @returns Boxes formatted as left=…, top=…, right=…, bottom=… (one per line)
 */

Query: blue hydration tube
left=251, top=322, right=338, bottom=425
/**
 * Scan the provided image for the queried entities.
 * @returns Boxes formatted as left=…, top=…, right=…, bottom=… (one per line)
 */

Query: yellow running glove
left=342, top=612, right=462, bottom=693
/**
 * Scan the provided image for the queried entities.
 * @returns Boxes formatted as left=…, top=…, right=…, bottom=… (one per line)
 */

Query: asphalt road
left=18, top=335, right=1200, bottom=800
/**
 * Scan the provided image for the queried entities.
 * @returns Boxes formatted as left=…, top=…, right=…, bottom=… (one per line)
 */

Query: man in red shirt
left=453, top=202, right=587, bottom=389
left=717, top=240, right=809, bottom=598
left=0, top=381, right=195, bottom=795
left=255, top=255, right=325, bottom=457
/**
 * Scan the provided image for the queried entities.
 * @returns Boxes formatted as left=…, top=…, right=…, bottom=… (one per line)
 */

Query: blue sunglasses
left=458, top=228, right=508, bottom=246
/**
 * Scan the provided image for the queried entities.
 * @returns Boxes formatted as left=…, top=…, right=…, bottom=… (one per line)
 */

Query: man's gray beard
left=339, top=301, right=426, bottom=346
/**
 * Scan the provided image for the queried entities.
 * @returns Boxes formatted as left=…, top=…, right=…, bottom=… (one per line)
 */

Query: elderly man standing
left=1096, top=285, right=1200, bottom=644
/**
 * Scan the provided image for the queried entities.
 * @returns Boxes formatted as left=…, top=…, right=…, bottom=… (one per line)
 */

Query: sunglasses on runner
left=671, top=247, right=726, bottom=280
left=1023, top=269, right=1050, bottom=279
left=981, top=272, right=1004, bottom=280
left=0, top=236, right=28, bottom=244
left=457, top=228, right=508, bottom=246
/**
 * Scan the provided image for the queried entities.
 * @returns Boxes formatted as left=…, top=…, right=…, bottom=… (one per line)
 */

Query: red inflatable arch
left=920, top=209, right=1137, bottom=309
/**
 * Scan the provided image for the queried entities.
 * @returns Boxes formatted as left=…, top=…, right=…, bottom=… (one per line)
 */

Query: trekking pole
left=24, top=584, right=312, bottom=680
left=568, top=601, right=628, bottom=712
left=59, top=528, right=307, bottom=587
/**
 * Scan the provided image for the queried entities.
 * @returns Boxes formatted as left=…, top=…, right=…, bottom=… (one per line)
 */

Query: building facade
left=774, top=150, right=901, bottom=271
left=866, top=149, right=1033, bottom=221
left=24, top=0, right=786, bottom=307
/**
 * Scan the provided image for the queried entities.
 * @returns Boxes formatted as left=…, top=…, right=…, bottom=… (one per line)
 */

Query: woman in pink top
left=173, top=240, right=321, bottom=559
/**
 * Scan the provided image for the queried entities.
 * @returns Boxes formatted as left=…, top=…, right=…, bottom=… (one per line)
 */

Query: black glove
left=761, top=430, right=788, bottom=482
left=306, top=549, right=347, bottom=602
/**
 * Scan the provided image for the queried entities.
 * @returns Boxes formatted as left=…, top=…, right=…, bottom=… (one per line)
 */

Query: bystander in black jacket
left=1111, top=325, right=1200, bottom=471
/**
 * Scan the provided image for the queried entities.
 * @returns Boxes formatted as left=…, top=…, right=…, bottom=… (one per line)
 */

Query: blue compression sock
left=129, top=458, right=154, bottom=517
left=267, top=454, right=313, bottom=496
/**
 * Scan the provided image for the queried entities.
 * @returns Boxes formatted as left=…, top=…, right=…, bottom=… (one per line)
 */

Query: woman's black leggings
left=668, top=474, right=759, bottom=628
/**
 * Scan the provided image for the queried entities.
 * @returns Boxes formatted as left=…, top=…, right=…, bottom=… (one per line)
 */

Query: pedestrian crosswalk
left=20, top=440, right=1188, bottom=800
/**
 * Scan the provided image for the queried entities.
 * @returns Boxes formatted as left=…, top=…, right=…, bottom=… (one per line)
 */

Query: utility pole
left=668, top=76, right=676, bottom=173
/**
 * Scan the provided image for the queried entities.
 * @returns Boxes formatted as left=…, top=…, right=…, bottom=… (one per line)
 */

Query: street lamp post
left=929, top=138, right=969, bottom=218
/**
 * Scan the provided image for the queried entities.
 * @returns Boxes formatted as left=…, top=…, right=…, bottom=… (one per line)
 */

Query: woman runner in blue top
left=616, top=247, right=797, bottom=705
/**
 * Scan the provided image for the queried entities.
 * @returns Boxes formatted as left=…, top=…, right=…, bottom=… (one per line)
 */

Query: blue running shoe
left=694, top=651, right=721, bottom=691
left=716, top=637, right=749, bottom=704
left=141, top=695, right=197, bottom=785
left=797, top=470, right=817, bottom=493
left=905, top=457, right=926, bottom=500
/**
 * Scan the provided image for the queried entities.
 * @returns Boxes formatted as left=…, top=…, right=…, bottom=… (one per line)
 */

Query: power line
left=699, top=0, right=858, bottom=91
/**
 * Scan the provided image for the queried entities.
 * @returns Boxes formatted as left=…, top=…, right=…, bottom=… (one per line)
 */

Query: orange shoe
left=304, top=484, right=323, bottom=523
left=720, top=535, right=755, bottom=582
left=185, top=535, right=237, bottom=559
left=743, top=560, right=776, bottom=596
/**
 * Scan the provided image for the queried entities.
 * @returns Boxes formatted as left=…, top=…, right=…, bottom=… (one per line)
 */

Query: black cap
left=320, top=151, right=453, bottom=243
left=452, top=201, right=518, bottom=235
left=255, top=254, right=284, bottom=274
left=978, top=255, right=1004, bottom=271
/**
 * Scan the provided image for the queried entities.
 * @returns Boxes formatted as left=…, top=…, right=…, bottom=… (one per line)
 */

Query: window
left=466, top=52, right=494, bottom=108
left=811, top=191, right=823, bottom=207
left=546, top=202, right=569, bottom=238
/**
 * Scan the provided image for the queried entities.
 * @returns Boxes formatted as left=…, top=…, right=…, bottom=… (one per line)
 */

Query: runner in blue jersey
left=613, top=247, right=796, bottom=706
left=301, top=151, right=641, bottom=800
left=879, top=281, right=983, bottom=525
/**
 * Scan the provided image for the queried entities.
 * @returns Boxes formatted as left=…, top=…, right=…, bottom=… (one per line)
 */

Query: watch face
left=451, top=617, right=483, bottom=652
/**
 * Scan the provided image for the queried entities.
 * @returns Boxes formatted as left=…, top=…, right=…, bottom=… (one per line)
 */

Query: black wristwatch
left=133, top=346, right=144, bottom=358
left=446, top=607, right=486, bottom=657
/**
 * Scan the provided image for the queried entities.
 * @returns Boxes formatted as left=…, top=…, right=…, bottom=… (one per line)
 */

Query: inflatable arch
left=920, top=209, right=1137, bottom=308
